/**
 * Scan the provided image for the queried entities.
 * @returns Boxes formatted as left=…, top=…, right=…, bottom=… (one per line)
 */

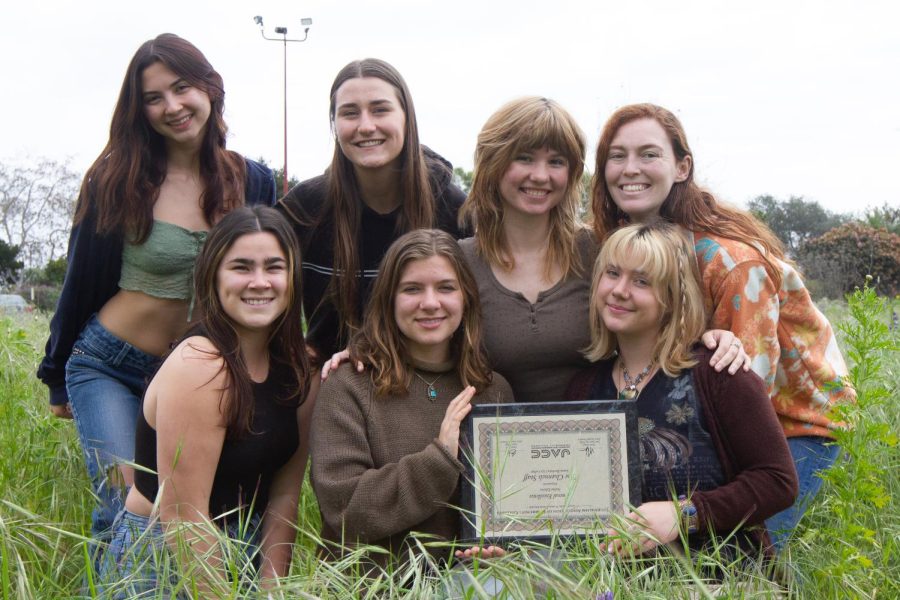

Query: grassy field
left=0, top=287, right=897, bottom=599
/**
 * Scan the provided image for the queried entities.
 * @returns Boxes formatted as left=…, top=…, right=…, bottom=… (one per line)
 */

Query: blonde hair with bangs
left=459, top=96, right=587, bottom=278
left=584, top=222, right=707, bottom=377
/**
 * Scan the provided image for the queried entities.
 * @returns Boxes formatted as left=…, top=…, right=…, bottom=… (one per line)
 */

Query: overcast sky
left=2, top=0, right=898, bottom=215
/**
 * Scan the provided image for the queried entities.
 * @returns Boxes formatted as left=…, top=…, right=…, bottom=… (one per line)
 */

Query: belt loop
left=111, top=342, right=132, bottom=366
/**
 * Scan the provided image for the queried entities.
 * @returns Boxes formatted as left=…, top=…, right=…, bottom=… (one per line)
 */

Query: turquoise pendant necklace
left=413, top=371, right=443, bottom=401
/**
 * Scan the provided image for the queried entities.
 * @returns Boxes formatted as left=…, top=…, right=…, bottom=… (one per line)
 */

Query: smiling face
left=216, top=232, right=289, bottom=337
left=393, top=255, right=465, bottom=364
left=333, top=76, right=406, bottom=173
left=498, top=147, right=570, bottom=219
left=141, top=62, right=211, bottom=150
left=594, top=257, right=663, bottom=341
left=604, top=118, right=692, bottom=223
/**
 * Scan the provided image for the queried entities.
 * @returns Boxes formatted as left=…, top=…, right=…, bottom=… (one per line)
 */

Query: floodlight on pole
left=253, top=15, right=313, bottom=196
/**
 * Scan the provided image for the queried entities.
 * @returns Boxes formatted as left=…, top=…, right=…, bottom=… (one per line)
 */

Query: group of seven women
left=36, top=33, right=854, bottom=593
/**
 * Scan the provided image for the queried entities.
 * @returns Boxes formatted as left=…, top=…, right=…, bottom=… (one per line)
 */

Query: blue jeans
left=100, top=509, right=263, bottom=598
left=99, top=510, right=167, bottom=599
left=66, top=316, right=161, bottom=549
left=766, top=435, right=840, bottom=549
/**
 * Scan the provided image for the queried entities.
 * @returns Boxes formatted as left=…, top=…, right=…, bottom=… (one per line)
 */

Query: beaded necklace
left=617, top=358, right=655, bottom=400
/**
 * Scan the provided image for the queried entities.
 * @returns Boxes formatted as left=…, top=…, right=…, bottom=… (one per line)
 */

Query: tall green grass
left=1, top=287, right=897, bottom=599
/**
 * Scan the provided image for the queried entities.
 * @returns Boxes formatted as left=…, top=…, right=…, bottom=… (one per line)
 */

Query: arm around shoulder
left=705, top=256, right=781, bottom=394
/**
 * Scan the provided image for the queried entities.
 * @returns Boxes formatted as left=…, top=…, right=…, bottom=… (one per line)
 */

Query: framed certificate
left=459, top=400, right=641, bottom=543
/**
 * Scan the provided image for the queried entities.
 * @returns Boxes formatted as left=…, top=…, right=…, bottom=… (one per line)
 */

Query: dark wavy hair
left=75, top=33, right=246, bottom=242
left=315, top=58, right=442, bottom=344
left=350, top=229, right=492, bottom=397
left=191, top=206, right=310, bottom=438
left=591, top=103, right=786, bottom=287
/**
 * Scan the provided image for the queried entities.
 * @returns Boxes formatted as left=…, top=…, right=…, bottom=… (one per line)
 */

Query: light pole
left=253, top=15, right=312, bottom=196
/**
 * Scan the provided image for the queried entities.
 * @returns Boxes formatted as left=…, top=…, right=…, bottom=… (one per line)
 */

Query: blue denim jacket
left=37, top=158, right=276, bottom=406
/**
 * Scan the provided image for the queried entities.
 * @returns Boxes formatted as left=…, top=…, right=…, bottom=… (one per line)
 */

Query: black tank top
left=134, top=362, right=300, bottom=522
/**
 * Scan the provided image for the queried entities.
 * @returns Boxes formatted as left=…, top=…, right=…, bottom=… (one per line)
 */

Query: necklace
left=618, top=358, right=655, bottom=400
left=413, top=371, right=443, bottom=401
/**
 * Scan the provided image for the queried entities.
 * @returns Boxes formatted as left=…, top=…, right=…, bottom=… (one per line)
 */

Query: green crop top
left=119, top=221, right=208, bottom=310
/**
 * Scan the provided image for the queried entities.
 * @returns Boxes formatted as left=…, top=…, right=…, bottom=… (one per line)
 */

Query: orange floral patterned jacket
left=692, top=231, right=856, bottom=438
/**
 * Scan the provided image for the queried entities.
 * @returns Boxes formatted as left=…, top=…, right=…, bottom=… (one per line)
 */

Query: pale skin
left=333, top=76, right=406, bottom=214
left=434, top=386, right=506, bottom=560
left=309, top=78, right=406, bottom=372
left=601, top=118, right=750, bottom=374
left=490, top=146, right=746, bottom=371
left=50, top=65, right=213, bottom=429
left=597, top=258, right=691, bottom=556
left=122, top=231, right=315, bottom=590
left=397, top=262, right=503, bottom=559
left=123, top=337, right=318, bottom=592
left=491, top=147, right=568, bottom=303
left=319, top=141, right=747, bottom=379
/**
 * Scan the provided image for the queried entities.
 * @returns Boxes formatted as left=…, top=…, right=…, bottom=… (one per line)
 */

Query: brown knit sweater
left=310, top=359, right=513, bottom=563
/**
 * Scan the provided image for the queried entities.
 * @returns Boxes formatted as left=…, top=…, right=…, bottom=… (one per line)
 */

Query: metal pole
left=252, top=16, right=311, bottom=196
left=283, top=36, right=289, bottom=196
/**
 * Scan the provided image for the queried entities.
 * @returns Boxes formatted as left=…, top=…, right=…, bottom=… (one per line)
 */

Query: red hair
left=591, top=103, right=786, bottom=286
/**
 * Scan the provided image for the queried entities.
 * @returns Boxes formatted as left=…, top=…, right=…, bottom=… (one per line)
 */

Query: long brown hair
left=350, top=229, right=492, bottom=397
left=460, top=96, right=587, bottom=278
left=192, top=206, right=310, bottom=438
left=75, top=33, right=246, bottom=242
left=584, top=221, right=706, bottom=377
left=320, top=58, right=440, bottom=342
left=591, top=103, right=786, bottom=287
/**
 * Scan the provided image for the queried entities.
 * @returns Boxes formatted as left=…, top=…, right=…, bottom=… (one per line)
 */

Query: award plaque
left=459, top=400, right=641, bottom=543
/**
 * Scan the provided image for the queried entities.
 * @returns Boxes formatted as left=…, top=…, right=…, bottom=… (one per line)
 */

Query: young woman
left=310, top=229, right=513, bottom=566
left=99, top=206, right=315, bottom=596
left=36, top=34, right=275, bottom=549
left=566, top=222, right=797, bottom=558
left=277, top=58, right=467, bottom=361
left=458, top=97, right=745, bottom=404
left=591, top=103, right=855, bottom=548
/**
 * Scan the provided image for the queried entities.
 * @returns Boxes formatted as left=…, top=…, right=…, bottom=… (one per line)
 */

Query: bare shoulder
left=152, top=336, right=228, bottom=425
left=155, top=337, right=225, bottom=385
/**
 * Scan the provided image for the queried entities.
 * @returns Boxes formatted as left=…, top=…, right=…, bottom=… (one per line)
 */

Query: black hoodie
left=277, top=149, right=468, bottom=359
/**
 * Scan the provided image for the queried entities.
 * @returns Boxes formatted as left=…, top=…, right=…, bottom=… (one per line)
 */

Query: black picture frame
left=459, top=400, right=641, bottom=544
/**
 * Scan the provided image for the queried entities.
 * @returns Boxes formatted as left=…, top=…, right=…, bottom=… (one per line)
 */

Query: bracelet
left=677, top=495, right=699, bottom=534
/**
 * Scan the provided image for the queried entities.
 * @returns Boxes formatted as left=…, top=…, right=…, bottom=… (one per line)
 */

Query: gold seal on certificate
left=459, top=400, right=641, bottom=542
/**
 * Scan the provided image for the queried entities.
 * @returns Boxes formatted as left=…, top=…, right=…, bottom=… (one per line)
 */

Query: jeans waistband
left=118, top=509, right=162, bottom=532
left=75, top=315, right=162, bottom=373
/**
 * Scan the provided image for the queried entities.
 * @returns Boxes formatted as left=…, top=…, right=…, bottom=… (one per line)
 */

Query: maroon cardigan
left=566, top=347, right=798, bottom=554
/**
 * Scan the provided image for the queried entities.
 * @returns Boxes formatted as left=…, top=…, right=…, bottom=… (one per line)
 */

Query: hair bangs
left=600, top=227, right=675, bottom=310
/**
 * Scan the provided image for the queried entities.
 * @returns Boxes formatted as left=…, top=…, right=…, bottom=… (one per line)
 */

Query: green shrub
left=797, top=223, right=900, bottom=297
